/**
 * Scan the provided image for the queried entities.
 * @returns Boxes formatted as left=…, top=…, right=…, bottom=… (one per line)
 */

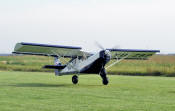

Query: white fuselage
left=60, top=52, right=101, bottom=74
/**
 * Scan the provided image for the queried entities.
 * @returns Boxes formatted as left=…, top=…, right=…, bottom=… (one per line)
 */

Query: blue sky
left=0, top=0, right=175, bottom=53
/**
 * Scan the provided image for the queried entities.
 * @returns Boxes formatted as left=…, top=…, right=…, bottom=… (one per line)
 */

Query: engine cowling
left=100, top=50, right=111, bottom=65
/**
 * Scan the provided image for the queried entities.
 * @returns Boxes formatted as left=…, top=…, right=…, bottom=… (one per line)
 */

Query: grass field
left=0, top=55, right=175, bottom=76
left=0, top=71, right=175, bottom=111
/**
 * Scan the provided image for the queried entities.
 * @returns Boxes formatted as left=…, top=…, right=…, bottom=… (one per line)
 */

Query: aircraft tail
left=43, top=57, right=66, bottom=76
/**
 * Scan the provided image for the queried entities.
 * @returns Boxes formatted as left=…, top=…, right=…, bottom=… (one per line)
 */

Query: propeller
left=95, top=41, right=120, bottom=50
left=112, top=45, right=120, bottom=49
left=94, top=41, right=111, bottom=66
left=94, top=41, right=124, bottom=70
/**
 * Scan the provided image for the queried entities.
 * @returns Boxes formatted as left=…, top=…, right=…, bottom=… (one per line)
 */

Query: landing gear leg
left=100, top=68, right=109, bottom=85
left=72, top=75, right=78, bottom=84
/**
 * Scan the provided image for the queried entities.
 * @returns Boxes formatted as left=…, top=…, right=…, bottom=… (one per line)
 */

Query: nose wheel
left=102, top=77, right=109, bottom=85
left=100, top=68, right=109, bottom=85
left=72, top=75, right=78, bottom=84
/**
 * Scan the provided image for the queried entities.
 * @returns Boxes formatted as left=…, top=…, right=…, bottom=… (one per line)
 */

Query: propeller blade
left=112, top=45, right=120, bottom=49
left=95, top=41, right=105, bottom=50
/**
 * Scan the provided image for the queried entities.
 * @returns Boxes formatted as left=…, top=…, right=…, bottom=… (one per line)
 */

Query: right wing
left=108, top=49, right=160, bottom=60
left=105, top=48, right=160, bottom=69
left=13, top=42, right=91, bottom=58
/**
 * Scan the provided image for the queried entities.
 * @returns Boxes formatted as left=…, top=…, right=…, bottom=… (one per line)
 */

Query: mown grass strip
left=0, top=71, right=175, bottom=111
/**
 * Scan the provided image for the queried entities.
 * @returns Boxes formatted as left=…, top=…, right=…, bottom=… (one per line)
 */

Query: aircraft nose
left=104, top=50, right=111, bottom=64
left=105, top=50, right=111, bottom=59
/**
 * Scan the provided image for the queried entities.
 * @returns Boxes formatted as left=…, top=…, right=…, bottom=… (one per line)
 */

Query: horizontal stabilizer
left=43, top=65, right=66, bottom=69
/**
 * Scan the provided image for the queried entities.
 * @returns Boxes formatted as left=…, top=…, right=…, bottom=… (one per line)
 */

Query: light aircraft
left=13, top=42, right=160, bottom=85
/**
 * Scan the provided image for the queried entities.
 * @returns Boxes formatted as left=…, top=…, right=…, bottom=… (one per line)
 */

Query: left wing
left=108, top=49, right=160, bottom=60
left=13, top=42, right=91, bottom=58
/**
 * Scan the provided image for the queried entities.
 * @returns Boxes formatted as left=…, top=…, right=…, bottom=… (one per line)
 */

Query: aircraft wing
left=108, top=49, right=160, bottom=60
left=13, top=42, right=91, bottom=58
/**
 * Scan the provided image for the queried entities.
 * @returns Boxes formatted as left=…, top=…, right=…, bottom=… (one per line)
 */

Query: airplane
left=13, top=42, right=160, bottom=85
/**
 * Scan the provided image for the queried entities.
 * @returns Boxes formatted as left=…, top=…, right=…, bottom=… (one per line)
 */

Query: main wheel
left=72, top=75, right=78, bottom=84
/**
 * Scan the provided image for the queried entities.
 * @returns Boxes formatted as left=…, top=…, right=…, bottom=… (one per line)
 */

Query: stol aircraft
left=13, top=42, right=160, bottom=85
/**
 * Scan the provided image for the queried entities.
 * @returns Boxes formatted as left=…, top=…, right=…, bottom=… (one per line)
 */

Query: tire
left=102, top=77, right=109, bottom=85
left=72, top=75, right=78, bottom=84
left=100, top=68, right=109, bottom=85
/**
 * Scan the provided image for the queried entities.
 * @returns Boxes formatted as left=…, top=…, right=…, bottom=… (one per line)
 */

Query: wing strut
left=105, top=54, right=130, bottom=70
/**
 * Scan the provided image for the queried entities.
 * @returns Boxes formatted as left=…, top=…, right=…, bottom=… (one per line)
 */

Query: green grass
left=0, top=55, right=175, bottom=76
left=0, top=55, right=54, bottom=72
left=0, top=71, right=175, bottom=111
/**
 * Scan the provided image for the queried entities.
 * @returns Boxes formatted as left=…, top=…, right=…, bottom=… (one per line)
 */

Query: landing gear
left=102, top=77, right=109, bottom=85
left=100, top=68, right=109, bottom=85
left=72, top=75, right=78, bottom=84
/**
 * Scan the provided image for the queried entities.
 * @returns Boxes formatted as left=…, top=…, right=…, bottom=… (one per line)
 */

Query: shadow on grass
left=7, top=83, right=103, bottom=88
left=9, top=83, right=72, bottom=87
left=168, top=91, right=175, bottom=94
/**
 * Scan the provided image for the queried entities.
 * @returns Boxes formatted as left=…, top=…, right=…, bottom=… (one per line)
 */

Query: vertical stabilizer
left=54, top=57, right=61, bottom=76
